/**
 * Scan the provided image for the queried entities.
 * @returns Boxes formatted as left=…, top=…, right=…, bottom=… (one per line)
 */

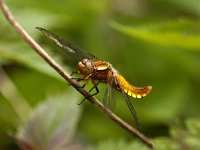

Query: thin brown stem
left=0, top=0, right=154, bottom=148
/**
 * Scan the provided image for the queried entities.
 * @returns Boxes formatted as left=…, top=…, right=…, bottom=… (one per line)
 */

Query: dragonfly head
left=78, top=59, right=94, bottom=75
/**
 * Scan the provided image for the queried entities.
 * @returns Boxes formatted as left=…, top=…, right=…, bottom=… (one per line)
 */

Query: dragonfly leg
left=78, top=77, right=90, bottom=88
left=71, top=75, right=91, bottom=89
left=71, top=77, right=84, bottom=82
left=70, top=71, right=79, bottom=76
left=68, top=73, right=89, bottom=87
left=78, top=80, right=100, bottom=105
left=88, top=80, right=100, bottom=93
left=67, top=77, right=84, bottom=86
left=67, top=71, right=80, bottom=86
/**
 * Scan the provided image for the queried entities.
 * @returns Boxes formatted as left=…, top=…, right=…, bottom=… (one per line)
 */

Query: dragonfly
left=36, top=27, right=152, bottom=129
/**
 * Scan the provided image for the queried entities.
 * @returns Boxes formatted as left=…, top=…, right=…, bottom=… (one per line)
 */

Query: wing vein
left=36, top=27, right=99, bottom=60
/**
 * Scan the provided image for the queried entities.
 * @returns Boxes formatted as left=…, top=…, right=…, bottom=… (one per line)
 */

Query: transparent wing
left=114, top=76, right=141, bottom=130
left=36, top=27, right=99, bottom=62
left=121, top=92, right=141, bottom=131
left=103, top=80, right=116, bottom=111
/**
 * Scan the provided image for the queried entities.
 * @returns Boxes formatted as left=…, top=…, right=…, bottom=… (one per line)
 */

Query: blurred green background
left=1, top=0, right=200, bottom=149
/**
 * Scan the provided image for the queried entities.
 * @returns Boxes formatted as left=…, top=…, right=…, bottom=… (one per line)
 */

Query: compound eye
left=86, top=61, right=92, bottom=69
left=78, top=61, right=85, bottom=68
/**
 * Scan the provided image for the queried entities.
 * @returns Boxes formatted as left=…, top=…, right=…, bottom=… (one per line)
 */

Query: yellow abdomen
left=116, top=74, right=152, bottom=98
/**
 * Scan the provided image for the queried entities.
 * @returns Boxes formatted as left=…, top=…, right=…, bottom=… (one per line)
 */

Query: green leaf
left=0, top=41, right=70, bottom=80
left=110, top=19, right=200, bottom=50
left=87, top=139, right=148, bottom=150
left=170, top=118, right=200, bottom=150
left=185, top=118, right=200, bottom=136
left=16, top=91, right=81, bottom=150
left=88, top=118, right=200, bottom=150
left=163, top=0, right=200, bottom=15
left=154, top=138, right=179, bottom=150
left=0, top=8, right=70, bottom=80
left=154, top=118, right=200, bottom=150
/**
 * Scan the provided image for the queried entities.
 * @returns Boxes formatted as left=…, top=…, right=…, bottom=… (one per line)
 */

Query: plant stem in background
left=0, top=68, right=31, bottom=121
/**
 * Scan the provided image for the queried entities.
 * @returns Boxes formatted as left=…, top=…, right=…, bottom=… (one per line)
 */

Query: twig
left=0, top=0, right=154, bottom=148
